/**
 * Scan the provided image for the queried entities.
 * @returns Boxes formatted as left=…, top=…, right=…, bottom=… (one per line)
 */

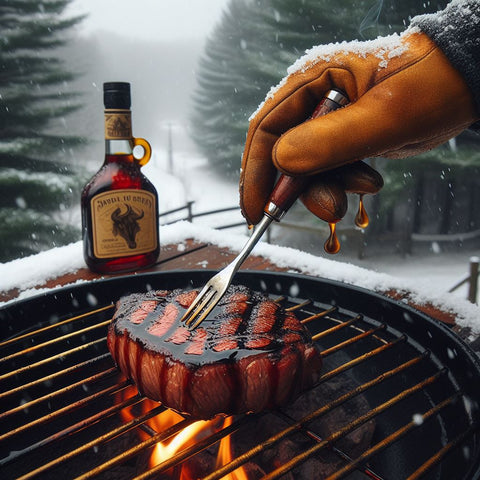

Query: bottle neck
left=104, top=108, right=133, bottom=156
left=105, top=138, right=134, bottom=155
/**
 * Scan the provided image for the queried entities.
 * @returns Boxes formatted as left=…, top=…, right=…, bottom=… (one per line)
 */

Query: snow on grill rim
left=0, top=270, right=480, bottom=480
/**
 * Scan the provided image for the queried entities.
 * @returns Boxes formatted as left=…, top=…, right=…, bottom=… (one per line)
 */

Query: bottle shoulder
left=82, top=158, right=157, bottom=200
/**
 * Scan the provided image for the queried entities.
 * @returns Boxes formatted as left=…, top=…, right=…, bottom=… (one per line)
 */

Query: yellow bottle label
left=91, top=189, right=157, bottom=259
left=104, top=109, right=132, bottom=140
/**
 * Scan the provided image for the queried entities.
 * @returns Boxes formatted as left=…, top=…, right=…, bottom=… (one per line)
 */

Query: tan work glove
left=240, top=29, right=479, bottom=226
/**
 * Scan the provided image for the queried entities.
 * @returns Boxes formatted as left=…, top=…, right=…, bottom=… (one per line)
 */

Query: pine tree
left=191, top=0, right=448, bottom=178
left=0, top=0, right=85, bottom=262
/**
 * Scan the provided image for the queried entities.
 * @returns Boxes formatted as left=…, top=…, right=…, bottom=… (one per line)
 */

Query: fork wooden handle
left=264, top=89, right=349, bottom=220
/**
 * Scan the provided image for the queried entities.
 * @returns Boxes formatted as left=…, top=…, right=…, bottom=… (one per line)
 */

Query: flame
left=118, top=384, right=249, bottom=479
left=216, top=416, right=249, bottom=480
left=149, top=417, right=214, bottom=469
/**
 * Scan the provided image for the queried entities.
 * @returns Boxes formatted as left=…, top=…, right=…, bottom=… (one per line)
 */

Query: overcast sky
left=67, top=0, right=229, bottom=41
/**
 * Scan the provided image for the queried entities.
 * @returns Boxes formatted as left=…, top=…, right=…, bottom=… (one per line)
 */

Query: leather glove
left=240, top=29, right=479, bottom=225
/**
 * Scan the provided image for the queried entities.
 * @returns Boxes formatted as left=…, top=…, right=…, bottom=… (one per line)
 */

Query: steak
left=107, top=285, right=322, bottom=419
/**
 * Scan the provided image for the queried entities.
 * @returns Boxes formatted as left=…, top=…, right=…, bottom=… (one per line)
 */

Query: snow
left=287, top=28, right=415, bottom=74
left=0, top=167, right=74, bottom=189
left=249, top=27, right=420, bottom=122
left=1, top=127, right=479, bottom=336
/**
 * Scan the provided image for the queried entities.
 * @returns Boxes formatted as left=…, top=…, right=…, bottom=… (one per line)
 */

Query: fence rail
left=159, top=201, right=244, bottom=228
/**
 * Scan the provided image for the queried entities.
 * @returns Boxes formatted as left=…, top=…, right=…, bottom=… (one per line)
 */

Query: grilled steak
left=107, top=285, right=322, bottom=419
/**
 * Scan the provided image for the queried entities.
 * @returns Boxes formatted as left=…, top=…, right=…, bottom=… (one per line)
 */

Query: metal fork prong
left=186, top=292, right=222, bottom=331
left=181, top=284, right=212, bottom=319
left=182, top=286, right=216, bottom=327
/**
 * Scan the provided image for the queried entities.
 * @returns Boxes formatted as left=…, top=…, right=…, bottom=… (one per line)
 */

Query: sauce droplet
left=355, top=194, right=369, bottom=229
left=324, top=222, right=341, bottom=254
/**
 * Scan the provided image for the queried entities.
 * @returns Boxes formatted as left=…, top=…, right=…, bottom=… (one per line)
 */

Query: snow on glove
left=240, top=29, right=479, bottom=225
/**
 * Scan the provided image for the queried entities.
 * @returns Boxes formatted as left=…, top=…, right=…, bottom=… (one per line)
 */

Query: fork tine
left=186, top=292, right=222, bottom=331
left=182, top=285, right=216, bottom=326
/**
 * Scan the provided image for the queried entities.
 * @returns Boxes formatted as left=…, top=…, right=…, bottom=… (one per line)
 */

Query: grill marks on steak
left=107, top=286, right=322, bottom=419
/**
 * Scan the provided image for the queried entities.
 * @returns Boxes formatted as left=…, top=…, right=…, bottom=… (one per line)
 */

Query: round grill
left=1, top=270, right=479, bottom=479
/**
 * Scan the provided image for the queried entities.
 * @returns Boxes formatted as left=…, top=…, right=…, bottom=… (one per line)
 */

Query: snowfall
left=1, top=129, right=479, bottom=336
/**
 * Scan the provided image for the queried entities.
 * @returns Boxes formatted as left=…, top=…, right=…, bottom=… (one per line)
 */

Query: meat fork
left=181, top=89, right=349, bottom=330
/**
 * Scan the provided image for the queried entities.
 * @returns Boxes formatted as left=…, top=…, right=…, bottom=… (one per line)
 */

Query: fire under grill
left=1, top=270, right=480, bottom=479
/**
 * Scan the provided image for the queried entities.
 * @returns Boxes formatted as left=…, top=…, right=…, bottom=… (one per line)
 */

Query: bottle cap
left=103, top=82, right=131, bottom=109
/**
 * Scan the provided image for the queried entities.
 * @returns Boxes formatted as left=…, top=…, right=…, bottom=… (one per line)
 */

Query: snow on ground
left=347, top=250, right=477, bottom=298
left=1, top=125, right=479, bottom=333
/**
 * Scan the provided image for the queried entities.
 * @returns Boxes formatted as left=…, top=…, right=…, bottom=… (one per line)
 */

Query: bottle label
left=90, top=189, right=158, bottom=259
left=104, top=109, right=132, bottom=140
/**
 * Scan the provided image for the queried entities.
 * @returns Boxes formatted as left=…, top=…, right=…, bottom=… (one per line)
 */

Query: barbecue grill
left=1, top=269, right=480, bottom=479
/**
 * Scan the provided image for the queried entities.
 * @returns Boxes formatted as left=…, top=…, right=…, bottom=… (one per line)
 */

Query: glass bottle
left=81, top=82, right=159, bottom=273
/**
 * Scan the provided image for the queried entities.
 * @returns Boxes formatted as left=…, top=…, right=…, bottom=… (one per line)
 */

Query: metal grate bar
left=311, top=314, right=362, bottom=339
left=0, top=337, right=106, bottom=382
left=0, top=378, right=130, bottom=444
left=133, top=415, right=257, bottom=480
left=319, top=336, right=408, bottom=383
left=0, top=352, right=111, bottom=402
left=318, top=323, right=387, bottom=356
left=200, top=353, right=428, bottom=480
left=0, top=319, right=111, bottom=365
left=3, top=380, right=133, bottom=467
left=0, top=305, right=113, bottom=349
left=406, top=422, right=480, bottom=480
left=285, top=299, right=313, bottom=311
left=300, top=306, right=338, bottom=323
left=73, top=417, right=195, bottom=480
left=0, top=366, right=117, bottom=421
left=312, top=307, right=390, bottom=346
left=274, top=410, right=385, bottom=480
left=17, top=400, right=167, bottom=480
left=262, top=369, right=447, bottom=479
left=324, top=393, right=460, bottom=480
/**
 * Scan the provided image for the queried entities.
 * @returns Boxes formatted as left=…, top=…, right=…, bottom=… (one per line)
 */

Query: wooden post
left=167, top=123, right=173, bottom=174
left=187, top=201, right=194, bottom=222
left=468, top=256, right=479, bottom=304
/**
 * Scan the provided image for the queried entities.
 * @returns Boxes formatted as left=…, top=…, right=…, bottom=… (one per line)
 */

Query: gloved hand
left=240, top=29, right=479, bottom=225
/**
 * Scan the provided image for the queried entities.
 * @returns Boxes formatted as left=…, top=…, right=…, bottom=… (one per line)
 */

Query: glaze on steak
left=107, top=285, right=322, bottom=419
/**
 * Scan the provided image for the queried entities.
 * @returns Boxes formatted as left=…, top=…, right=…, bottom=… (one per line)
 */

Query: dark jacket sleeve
left=411, top=0, right=480, bottom=117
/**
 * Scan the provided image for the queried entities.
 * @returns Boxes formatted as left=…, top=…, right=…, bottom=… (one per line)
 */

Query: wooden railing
left=159, top=201, right=245, bottom=230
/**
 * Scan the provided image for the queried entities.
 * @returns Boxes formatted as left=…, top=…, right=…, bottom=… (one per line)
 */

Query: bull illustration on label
left=111, top=204, right=144, bottom=249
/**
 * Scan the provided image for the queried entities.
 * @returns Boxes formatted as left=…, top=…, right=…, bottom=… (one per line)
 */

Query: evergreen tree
left=191, top=0, right=448, bottom=178
left=0, top=0, right=85, bottom=262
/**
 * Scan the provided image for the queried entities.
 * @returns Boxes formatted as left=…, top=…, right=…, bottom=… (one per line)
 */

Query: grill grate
left=1, top=270, right=480, bottom=480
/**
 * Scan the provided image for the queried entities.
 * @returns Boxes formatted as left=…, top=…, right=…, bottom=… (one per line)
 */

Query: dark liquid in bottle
left=81, top=153, right=159, bottom=274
